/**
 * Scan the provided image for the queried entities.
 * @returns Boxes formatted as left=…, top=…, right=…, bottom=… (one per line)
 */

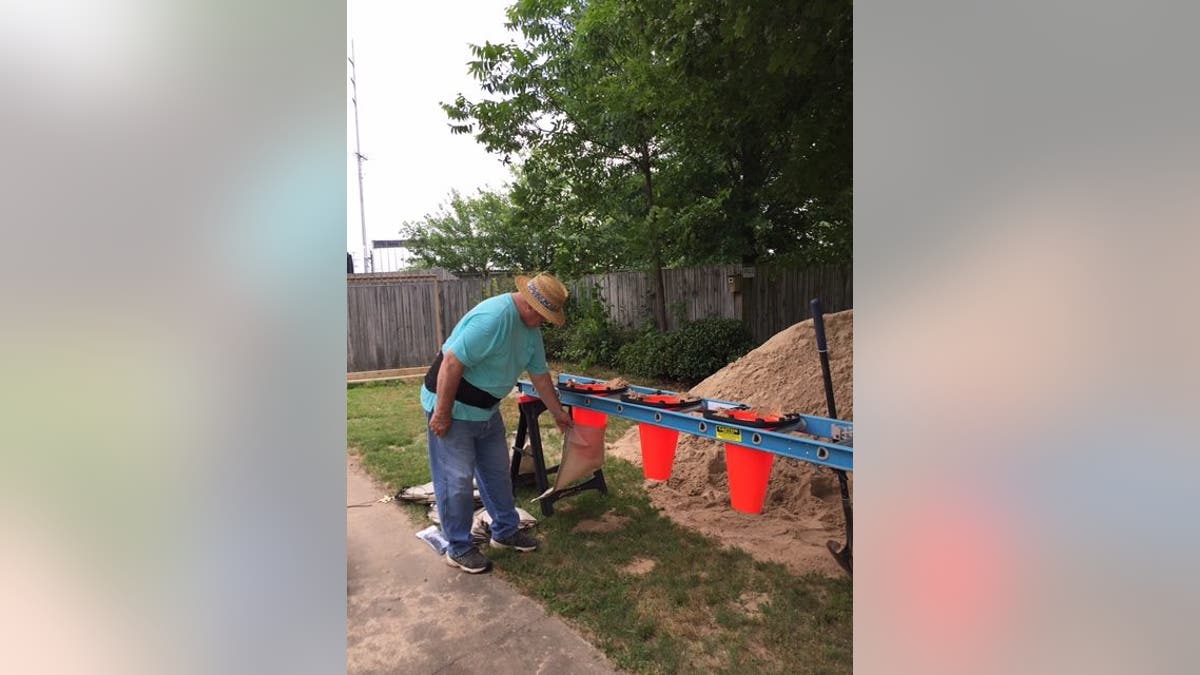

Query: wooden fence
left=347, top=275, right=506, bottom=373
left=346, top=280, right=439, bottom=373
left=347, top=263, right=851, bottom=372
left=573, top=263, right=851, bottom=342
left=742, top=264, right=853, bottom=344
left=574, top=265, right=743, bottom=331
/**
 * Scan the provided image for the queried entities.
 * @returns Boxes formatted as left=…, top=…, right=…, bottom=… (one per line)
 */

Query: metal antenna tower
left=349, top=40, right=372, bottom=273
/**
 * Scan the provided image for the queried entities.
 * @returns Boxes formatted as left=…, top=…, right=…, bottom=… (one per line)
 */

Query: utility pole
left=349, top=41, right=372, bottom=273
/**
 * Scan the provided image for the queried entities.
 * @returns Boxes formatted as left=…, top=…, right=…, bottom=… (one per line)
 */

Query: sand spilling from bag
left=609, top=310, right=853, bottom=577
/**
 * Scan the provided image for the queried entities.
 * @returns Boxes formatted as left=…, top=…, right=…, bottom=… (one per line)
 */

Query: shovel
left=811, top=298, right=853, bottom=576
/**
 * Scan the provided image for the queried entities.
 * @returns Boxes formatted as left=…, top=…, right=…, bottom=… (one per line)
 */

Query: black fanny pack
left=424, top=351, right=503, bottom=410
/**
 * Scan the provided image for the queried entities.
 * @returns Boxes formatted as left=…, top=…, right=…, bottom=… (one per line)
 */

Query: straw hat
left=515, top=272, right=569, bottom=327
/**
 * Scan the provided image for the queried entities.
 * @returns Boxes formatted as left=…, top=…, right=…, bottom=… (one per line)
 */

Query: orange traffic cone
left=637, top=423, right=679, bottom=480
left=572, top=406, right=608, bottom=428
left=724, top=443, right=774, bottom=514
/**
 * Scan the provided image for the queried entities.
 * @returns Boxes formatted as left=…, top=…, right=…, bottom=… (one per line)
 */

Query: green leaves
left=616, top=318, right=754, bottom=384
left=400, top=189, right=512, bottom=275
left=427, top=0, right=851, bottom=277
left=542, top=284, right=630, bottom=367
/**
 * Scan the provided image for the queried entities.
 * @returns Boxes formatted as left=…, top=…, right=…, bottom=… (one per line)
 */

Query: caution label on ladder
left=715, top=425, right=742, bottom=442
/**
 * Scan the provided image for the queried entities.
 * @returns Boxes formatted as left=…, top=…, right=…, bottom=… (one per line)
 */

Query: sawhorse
left=509, top=395, right=607, bottom=516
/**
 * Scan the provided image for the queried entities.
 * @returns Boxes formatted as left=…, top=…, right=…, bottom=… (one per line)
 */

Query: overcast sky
left=347, top=0, right=516, bottom=269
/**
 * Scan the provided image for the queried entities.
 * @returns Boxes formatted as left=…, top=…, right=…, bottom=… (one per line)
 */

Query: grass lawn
left=347, top=367, right=852, bottom=674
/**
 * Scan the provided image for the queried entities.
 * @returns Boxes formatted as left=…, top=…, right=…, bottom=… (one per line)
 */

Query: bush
left=542, top=319, right=569, bottom=360
left=542, top=286, right=629, bottom=368
left=615, top=328, right=673, bottom=379
left=667, top=318, right=754, bottom=383
left=617, top=318, right=754, bottom=385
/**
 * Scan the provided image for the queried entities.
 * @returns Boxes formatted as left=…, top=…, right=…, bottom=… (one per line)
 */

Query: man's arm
left=529, top=371, right=574, bottom=435
left=429, top=350, right=464, bottom=436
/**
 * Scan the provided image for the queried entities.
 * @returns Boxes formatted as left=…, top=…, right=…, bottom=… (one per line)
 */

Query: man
left=421, top=272, right=574, bottom=573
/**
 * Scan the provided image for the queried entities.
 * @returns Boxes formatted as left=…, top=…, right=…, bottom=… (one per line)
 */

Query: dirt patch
left=571, top=511, right=632, bottom=533
left=735, top=591, right=771, bottom=619
left=607, top=432, right=644, bottom=465
left=621, top=557, right=657, bottom=576
left=608, top=310, right=853, bottom=577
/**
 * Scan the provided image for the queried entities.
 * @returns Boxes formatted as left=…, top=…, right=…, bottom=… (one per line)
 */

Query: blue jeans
left=426, top=411, right=520, bottom=556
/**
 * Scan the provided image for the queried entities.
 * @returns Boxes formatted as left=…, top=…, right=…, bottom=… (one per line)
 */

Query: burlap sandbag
left=553, top=424, right=607, bottom=489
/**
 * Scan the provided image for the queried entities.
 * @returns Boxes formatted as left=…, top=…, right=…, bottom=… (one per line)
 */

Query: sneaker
left=490, top=529, right=540, bottom=552
left=444, top=547, right=492, bottom=573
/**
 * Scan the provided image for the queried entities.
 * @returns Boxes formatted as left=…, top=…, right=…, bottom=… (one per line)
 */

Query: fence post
left=739, top=264, right=757, bottom=342
left=433, top=277, right=445, bottom=346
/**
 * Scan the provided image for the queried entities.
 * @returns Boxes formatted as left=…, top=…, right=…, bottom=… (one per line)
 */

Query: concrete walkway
left=347, top=458, right=617, bottom=675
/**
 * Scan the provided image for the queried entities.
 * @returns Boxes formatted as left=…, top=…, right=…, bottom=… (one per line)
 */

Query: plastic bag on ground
left=469, top=507, right=538, bottom=543
left=398, top=481, right=437, bottom=504
left=415, top=525, right=448, bottom=555
left=399, top=480, right=482, bottom=505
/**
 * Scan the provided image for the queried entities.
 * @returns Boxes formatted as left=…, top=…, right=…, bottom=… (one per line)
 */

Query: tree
left=400, top=189, right=512, bottom=276
left=505, top=148, right=631, bottom=278
left=653, top=0, right=852, bottom=264
left=434, top=0, right=852, bottom=296
left=445, top=0, right=676, bottom=329
left=400, top=176, right=629, bottom=280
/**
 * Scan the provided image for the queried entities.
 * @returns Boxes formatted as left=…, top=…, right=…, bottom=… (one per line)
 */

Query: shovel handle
left=810, top=298, right=829, bottom=353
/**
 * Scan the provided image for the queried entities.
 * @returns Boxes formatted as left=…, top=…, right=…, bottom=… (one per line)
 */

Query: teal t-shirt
left=420, top=293, right=549, bottom=421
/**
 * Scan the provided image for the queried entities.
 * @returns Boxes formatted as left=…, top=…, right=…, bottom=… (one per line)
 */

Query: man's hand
left=530, top=370, right=574, bottom=435
left=430, top=350, right=464, bottom=437
left=552, top=409, right=574, bottom=435
left=430, top=410, right=452, bottom=437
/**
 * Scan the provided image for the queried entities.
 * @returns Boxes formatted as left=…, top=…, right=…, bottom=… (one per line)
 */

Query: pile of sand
left=608, top=310, right=853, bottom=577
